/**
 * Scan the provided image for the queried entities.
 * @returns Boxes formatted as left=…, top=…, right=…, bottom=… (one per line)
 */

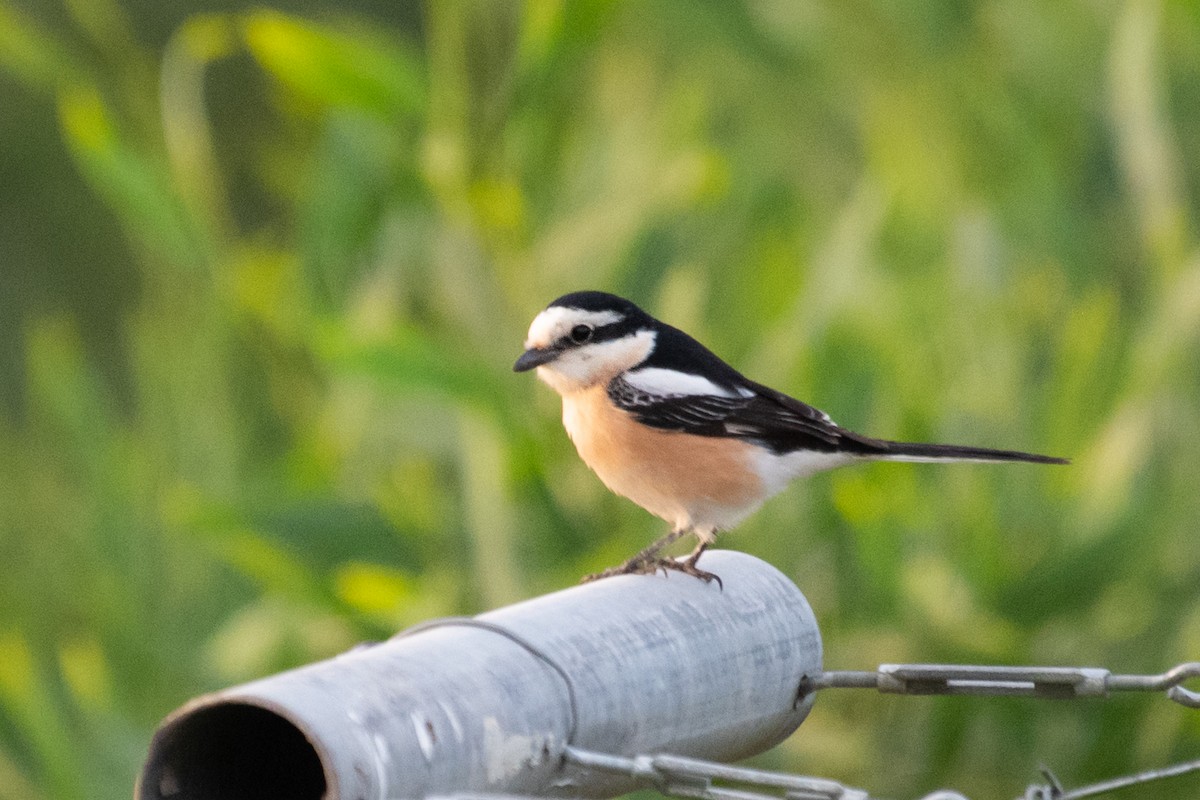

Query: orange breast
left=560, top=384, right=764, bottom=530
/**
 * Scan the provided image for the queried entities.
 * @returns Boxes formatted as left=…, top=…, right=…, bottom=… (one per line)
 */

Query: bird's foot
left=581, top=556, right=723, bottom=589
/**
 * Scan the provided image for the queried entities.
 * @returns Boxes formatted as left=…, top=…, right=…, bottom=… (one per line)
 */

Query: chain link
left=554, top=746, right=1200, bottom=800
left=1021, top=758, right=1200, bottom=799
left=563, top=747, right=878, bottom=800
left=432, top=660, right=1200, bottom=800
left=799, top=661, right=1200, bottom=708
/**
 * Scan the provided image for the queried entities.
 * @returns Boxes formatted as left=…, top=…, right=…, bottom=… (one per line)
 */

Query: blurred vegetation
left=1, top=0, right=1199, bottom=798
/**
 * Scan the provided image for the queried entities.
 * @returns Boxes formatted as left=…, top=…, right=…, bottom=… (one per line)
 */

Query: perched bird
left=514, top=291, right=1068, bottom=584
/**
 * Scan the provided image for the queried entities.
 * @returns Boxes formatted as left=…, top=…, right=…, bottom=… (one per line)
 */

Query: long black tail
left=870, top=440, right=1069, bottom=465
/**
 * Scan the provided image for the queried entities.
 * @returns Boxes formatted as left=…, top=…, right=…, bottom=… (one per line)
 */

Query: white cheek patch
left=623, top=367, right=739, bottom=398
left=525, top=307, right=623, bottom=349
left=536, top=329, right=656, bottom=392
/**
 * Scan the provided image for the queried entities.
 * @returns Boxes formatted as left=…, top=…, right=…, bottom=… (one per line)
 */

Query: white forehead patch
left=525, top=306, right=624, bottom=349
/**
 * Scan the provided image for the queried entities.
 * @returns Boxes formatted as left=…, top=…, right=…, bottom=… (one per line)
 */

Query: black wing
left=607, top=375, right=882, bottom=456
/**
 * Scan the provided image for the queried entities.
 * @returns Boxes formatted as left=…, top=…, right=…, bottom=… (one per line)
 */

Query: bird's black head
left=513, top=291, right=658, bottom=390
left=543, top=291, right=646, bottom=319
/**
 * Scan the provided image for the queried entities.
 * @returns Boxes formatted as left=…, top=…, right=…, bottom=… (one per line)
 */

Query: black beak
left=513, top=347, right=560, bottom=372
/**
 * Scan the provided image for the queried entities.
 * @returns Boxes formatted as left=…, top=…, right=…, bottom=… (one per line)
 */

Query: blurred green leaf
left=0, top=634, right=83, bottom=800
left=0, top=2, right=81, bottom=87
left=242, top=9, right=425, bottom=117
left=320, top=323, right=521, bottom=428
left=57, top=85, right=210, bottom=271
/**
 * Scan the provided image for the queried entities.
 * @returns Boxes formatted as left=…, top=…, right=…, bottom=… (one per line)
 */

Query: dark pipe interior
left=138, top=702, right=327, bottom=800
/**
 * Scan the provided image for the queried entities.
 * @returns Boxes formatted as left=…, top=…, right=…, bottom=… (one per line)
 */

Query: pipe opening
left=138, top=702, right=327, bottom=800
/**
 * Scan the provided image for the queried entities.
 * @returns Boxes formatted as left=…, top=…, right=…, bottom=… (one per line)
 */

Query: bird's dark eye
left=569, top=324, right=594, bottom=344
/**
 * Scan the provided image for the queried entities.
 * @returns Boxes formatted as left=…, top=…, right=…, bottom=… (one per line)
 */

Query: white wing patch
left=623, top=367, right=739, bottom=399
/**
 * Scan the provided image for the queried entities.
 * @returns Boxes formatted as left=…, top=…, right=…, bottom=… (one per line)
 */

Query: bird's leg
left=584, top=531, right=724, bottom=588
left=627, top=527, right=690, bottom=566
left=581, top=528, right=689, bottom=582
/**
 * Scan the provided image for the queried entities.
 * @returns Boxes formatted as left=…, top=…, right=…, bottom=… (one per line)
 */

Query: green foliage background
left=2, top=1, right=1199, bottom=798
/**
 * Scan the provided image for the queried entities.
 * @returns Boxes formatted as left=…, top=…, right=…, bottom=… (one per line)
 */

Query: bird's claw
left=670, top=558, right=723, bottom=590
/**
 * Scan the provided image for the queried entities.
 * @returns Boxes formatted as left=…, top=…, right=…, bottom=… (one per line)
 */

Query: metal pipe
left=136, top=551, right=823, bottom=800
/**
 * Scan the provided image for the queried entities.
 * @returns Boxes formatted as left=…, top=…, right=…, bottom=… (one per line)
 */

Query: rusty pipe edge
left=136, top=550, right=823, bottom=800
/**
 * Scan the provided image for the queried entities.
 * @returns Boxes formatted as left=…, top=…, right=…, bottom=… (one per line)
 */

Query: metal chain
left=563, top=747, right=880, bottom=800
left=1021, top=758, right=1200, bottom=799
left=553, top=746, right=1200, bottom=800
left=431, top=661, right=1200, bottom=800
left=798, top=661, right=1200, bottom=708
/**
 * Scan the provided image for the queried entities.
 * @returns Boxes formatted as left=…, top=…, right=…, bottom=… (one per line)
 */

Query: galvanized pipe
left=136, top=550, right=823, bottom=800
